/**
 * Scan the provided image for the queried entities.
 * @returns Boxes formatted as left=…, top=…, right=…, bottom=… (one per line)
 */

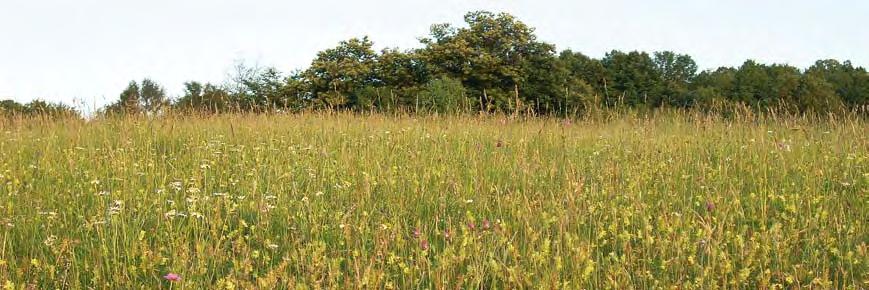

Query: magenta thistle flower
left=467, top=221, right=476, bottom=231
left=413, top=228, right=421, bottom=239
left=444, top=229, right=451, bottom=240
left=420, top=240, right=430, bottom=251
left=482, top=219, right=491, bottom=230
left=705, top=201, right=715, bottom=212
left=163, top=273, right=181, bottom=282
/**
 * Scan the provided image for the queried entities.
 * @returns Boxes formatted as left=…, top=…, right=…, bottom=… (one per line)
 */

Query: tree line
left=0, top=99, right=77, bottom=118
left=3, top=11, right=868, bottom=118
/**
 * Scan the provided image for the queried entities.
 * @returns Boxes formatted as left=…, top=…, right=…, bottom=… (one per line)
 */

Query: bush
left=418, top=77, right=468, bottom=114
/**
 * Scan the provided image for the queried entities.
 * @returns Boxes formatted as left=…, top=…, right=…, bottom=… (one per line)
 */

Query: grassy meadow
left=0, top=111, right=866, bottom=289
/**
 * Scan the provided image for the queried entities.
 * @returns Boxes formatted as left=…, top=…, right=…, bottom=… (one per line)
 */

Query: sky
left=1, top=0, right=867, bottom=112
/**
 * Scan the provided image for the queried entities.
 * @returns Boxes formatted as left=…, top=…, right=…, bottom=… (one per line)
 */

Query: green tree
left=0, top=99, right=28, bottom=115
left=1, top=99, right=78, bottom=118
left=653, top=51, right=697, bottom=106
left=302, top=37, right=379, bottom=110
left=601, top=50, right=661, bottom=106
left=733, top=60, right=772, bottom=106
left=223, top=62, right=294, bottom=111
left=105, top=79, right=167, bottom=115
left=281, top=72, right=313, bottom=111
left=767, top=64, right=802, bottom=109
left=420, top=11, right=554, bottom=112
left=175, top=82, right=233, bottom=113
left=87, top=11, right=869, bottom=116
left=796, top=73, right=843, bottom=113
left=417, top=77, right=467, bottom=114
left=687, top=67, right=737, bottom=107
left=373, top=48, right=430, bottom=110
left=376, top=48, right=428, bottom=90
left=105, top=81, right=141, bottom=114
left=140, top=79, right=168, bottom=113
left=558, top=50, right=607, bottom=97
left=244, top=67, right=287, bottom=110
left=806, top=60, right=869, bottom=109
left=731, top=61, right=802, bottom=109
left=522, top=44, right=593, bottom=115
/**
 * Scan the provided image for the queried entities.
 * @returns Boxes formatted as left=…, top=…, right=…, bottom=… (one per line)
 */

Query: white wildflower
left=108, top=200, right=124, bottom=215
left=170, top=181, right=183, bottom=191
left=43, top=235, right=57, bottom=247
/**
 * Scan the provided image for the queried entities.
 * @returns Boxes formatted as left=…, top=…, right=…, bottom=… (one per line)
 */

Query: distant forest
left=3, top=11, right=868, bottom=118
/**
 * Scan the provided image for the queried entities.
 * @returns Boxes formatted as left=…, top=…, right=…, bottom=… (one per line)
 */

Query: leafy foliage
left=89, top=11, right=868, bottom=117
left=601, top=50, right=661, bottom=106
left=0, top=99, right=78, bottom=118
left=103, top=79, right=169, bottom=115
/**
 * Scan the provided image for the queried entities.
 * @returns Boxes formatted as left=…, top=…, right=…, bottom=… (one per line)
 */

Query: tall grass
left=0, top=111, right=866, bottom=289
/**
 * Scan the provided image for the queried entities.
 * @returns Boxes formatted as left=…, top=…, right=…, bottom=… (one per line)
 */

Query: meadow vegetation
left=0, top=110, right=866, bottom=288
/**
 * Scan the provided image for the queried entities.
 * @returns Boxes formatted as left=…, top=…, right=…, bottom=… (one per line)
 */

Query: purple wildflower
left=163, top=273, right=181, bottom=282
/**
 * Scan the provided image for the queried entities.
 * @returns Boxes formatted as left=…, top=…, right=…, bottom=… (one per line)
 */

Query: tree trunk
left=389, top=89, right=395, bottom=112
left=462, top=90, right=468, bottom=113
left=481, top=88, right=487, bottom=114
left=514, top=83, right=520, bottom=116
left=603, top=78, right=609, bottom=98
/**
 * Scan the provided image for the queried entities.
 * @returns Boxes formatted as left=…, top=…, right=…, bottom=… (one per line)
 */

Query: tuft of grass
left=0, top=112, right=866, bottom=289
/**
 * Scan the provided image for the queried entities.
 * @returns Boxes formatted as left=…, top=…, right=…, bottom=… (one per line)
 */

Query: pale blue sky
left=1, top=0, right=866, bottom=111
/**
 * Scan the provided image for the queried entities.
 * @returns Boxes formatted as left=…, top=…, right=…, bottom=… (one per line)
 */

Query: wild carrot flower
left=169, top=181, right=182, bottom=191
left=108, top=200, right=123, bottom=215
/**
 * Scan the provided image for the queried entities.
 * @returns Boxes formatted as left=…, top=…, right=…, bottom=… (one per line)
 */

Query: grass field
left=0, top=112, right=866, bottom=289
